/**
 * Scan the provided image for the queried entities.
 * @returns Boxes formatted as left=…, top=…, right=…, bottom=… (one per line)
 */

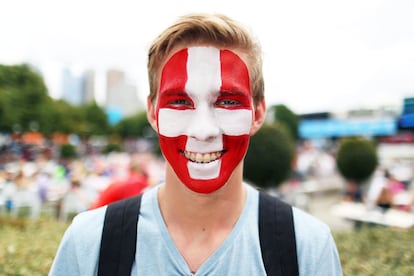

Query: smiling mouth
left=181, top=150, right=225, bottom=163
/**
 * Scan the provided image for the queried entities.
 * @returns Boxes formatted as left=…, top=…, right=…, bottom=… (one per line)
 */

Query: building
left=61, top=66, right=86, bottom=106
left=83, top=70, right=95, bottom=103
left=105, top=69, right=145, bottom=124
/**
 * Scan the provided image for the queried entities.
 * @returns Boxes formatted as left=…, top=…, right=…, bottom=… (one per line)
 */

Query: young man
left=50, top=13, right=342, bottom=275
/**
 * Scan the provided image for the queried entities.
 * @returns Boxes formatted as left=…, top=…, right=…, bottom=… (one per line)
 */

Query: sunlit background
left=1, top=0, right=414, bottom=115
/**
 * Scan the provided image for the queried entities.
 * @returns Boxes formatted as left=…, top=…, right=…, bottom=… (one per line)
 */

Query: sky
left=1, top=0, right=414, bottom=114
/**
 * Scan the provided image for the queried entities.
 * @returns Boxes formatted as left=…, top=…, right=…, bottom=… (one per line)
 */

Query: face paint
left=156, top=46, right=253, bottom=193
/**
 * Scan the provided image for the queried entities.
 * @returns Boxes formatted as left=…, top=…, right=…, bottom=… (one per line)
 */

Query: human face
left=156, top=46, right=253, bottom=194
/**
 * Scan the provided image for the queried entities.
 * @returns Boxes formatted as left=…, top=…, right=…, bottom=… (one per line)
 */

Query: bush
left=244, top=123, right=295, bottom=189
left=59, top=144, right=77, bottom=160
left=336, top=137, right=378, bottom=184
left=102, top=143, right=122, bottom=154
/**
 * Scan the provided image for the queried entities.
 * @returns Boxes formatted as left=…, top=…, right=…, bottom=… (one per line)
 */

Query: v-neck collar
left=151, top=184, right=253, bottom=275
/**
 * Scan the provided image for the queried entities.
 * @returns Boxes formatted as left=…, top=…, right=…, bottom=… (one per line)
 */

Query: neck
left=158, top=163, right=246, bottom=231
left=158, top=163, right=246, bottom=272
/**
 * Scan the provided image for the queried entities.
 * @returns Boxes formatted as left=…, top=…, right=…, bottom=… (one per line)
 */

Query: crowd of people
left=0, top=140, right=165, bottom=220
left=2, top=137, right=414, bottom=222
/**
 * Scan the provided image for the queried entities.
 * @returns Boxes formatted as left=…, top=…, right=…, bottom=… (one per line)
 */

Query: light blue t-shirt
left=49, top=184, right=342, bottom=275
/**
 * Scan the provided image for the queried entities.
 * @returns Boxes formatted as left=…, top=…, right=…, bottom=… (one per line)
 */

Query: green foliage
left=59, top=144, right=77, bottom=160
left=102, top=143, right=122, bottom=154
left=0, top=64, right=49, bottom=132
left=36, top=98, right=85, bottom=135
left=334, top=226, right=414, bottom=275
left=244, top=123, right=295, bottom=189
left=114, top=111, right=156, bottom=138
left=0, top=64, right=110, bottom=137
left=272, top=104, right=299, bottom=141
left=336, top=137, right=378, bottom=184
left=79, top=102, right=110, bottom=135
left=0, top=94, right=13, bottom=132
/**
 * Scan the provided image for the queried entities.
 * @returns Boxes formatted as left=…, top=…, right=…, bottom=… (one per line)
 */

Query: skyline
left=1, top=0, right=414, bottom=114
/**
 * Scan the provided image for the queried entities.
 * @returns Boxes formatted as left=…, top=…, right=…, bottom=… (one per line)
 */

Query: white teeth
left=195, top=153, right=203, bottom=162
left=184, top=151, right=222, bottom=163
left=202, top=153, right=211, bottom=163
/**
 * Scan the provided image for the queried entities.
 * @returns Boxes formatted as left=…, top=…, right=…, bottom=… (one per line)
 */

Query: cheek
left=157, top=109, right=192, bottom=137
left=216, top=109, right=253, bottom=135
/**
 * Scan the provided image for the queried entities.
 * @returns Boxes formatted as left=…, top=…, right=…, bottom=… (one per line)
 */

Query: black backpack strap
left=98, top=195, right=142, bottom=276
left=259, top=191, right=299, bottom=276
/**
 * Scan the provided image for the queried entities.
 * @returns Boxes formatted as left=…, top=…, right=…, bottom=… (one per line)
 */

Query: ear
left=147, top=96, right=158, bottom=131
left=250, top=100, right=266, bottom=135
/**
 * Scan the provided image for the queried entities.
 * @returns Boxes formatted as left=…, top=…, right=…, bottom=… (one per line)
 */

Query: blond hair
left=147, top=13, right=264, bottom=106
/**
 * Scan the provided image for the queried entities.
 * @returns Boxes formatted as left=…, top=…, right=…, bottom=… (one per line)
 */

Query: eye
left=157, top=90, right=194, bottom=110
left=215, top=99, right=241, bottom=107
left=215, top=91, right=252, bottom=109
left=165, top=96, right=194, bottom=110
left=168, top=99, right=192, bottom=107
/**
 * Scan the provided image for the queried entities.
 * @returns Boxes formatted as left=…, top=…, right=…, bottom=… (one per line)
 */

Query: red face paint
left=156, top=47, right=252, bottom=193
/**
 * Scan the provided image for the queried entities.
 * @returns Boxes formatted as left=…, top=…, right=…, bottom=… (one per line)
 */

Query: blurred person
left=89, top=162, right=149, bottom=209
left=34, top=170, right=52, bottom=203
left=10, top=170, right=42, bottom=218
left=373, top=169, right=406, bottom=211
left=0, top=171, right=17, bottom=212
left=342, top=180, right=363, bottom=203
left=50, top=13, right=342, bottom=275
left=60, top=178, right=92, bottom=221
left=366, top=168, right=388, bottom=209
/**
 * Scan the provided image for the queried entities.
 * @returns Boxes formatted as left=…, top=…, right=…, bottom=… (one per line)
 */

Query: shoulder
left=292, top=206, right=331, bottom=236
left=50, top=206, right=107, bottom=275
left=292, top=207, right=342, bottom=275
left=64, top=206, right=107, bottom=257
left=71, top=205, right=107, bottom=232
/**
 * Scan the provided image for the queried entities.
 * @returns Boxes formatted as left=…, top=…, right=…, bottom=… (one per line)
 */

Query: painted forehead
left=159, top=46, right=251, bottom=97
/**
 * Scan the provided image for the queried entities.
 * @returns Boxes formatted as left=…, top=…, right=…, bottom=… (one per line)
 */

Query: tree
left=114, top=111, right=155, bottom=138
left=0, top=94, right=13, bottom=132
left=79, top=102, right=109, bottom=136
left=41, top=99, right=83, bottom=135
left=271, top=104, right=299, bottom=141
left=336, top=137, right=378, bottom=184
left=0, top=64, right=50, bottom=132
left=244, top=123, right=295, bottom=189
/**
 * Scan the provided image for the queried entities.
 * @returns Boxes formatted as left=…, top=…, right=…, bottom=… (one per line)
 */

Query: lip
left=180, top=150, right=225, bottom=163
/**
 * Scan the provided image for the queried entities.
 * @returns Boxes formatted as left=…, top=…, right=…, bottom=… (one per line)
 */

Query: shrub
left=336, top=137, right=378, bottom=184
left=102, top=143, right=122, bottom=154
left=244, top=123, right=295, bottom=189
left=59, top=144, right=77, bottom=160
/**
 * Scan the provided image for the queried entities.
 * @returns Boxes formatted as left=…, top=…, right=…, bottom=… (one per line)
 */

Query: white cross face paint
left=156, top=46, right=253, bottom=194
left=185, top=135, right=223, bottom=180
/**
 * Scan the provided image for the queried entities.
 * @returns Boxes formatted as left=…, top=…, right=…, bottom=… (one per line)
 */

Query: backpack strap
left=98, top=195, right=142, bottom=276
left=98, top=191, right=298, bottom=276
left=259, top=191, right=299, bottom=276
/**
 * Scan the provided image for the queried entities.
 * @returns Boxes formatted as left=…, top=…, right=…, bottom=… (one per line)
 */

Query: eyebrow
left=160, top=89, right=188, bottom=96
left=219, top=90, right=249, bottom=97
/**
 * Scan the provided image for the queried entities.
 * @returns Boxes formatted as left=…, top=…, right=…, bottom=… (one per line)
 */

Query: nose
left=186, top=103, right=220, bottom=141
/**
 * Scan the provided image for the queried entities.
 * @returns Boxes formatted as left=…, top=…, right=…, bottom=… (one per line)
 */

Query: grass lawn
left=0, top=216, right=68, bottom=276
left=1, top=215, right=414, bottom=275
